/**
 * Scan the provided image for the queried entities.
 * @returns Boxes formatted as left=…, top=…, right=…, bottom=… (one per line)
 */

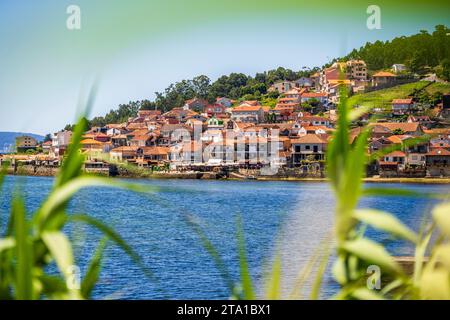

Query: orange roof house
left=373, top=71, right=396, bottom=77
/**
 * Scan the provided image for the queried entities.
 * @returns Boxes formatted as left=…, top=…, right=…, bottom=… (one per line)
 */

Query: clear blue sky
left=0, top=0, right=448, bottom=135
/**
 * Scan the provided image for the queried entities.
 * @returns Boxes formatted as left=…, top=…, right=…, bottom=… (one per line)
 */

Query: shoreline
left=6, top=170, right=450, bottom=184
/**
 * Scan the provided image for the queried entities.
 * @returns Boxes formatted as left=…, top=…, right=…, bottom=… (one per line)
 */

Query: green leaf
left=420, top=266, right=450, bottom=300
left=37, top=274, right=69, bottom=299
left=433, top=202, right=450, bottom=236
left=351, top=287, right=385, bottom=300
left=341, top=238, right=402, bottom=275
left=236, top=214, right=255, bottom=300
left=13, top=197, right=33, bottom=300
left=184, top=214, right=235, bottom=295
left=354, top=209, right=418, bottom=243
left=41, top=231, right=74, bottom=280
left=265, top=253, right=281, bottom=300
left=332, top=255, right=347, bottom=285
left=363, top=188, right=444, bottom=199
left=433, top=244, right=450, bottom=269
left=0, top=238, right=15, bottom=252
left=414, top=227, right=433, bottom=286
left=310, top=241, right=331, bottom=300
left=81, top=237, right=108, bottom=299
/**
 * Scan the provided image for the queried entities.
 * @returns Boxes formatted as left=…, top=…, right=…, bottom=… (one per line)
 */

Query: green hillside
left=347, top=81, right=450, bottom=109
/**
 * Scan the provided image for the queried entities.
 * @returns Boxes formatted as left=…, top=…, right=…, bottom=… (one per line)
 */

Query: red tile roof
left=426, top=148, right=450, bottom=156
left=373, top=71, right=396, bottom=77
left=392, top=98, right=413, bottom=104
left=291, top=134, right=326, bottom=144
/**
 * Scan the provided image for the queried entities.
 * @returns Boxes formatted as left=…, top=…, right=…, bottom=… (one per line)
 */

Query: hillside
left=347, top=81, right=450, bottom=109
left=343, top=25, right=449, bottom=75
left=0, top=132, right=44, bottom=154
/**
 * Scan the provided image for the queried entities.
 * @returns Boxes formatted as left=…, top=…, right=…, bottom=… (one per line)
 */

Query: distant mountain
left=0, top=132, right=45, bottom=154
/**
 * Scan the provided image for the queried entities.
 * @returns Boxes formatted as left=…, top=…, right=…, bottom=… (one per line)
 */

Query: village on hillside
left=2, top=60, right=450, bottom=179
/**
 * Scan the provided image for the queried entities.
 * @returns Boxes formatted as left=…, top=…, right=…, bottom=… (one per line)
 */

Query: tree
left=192, top=75, right=211, bottom=99
left=392, top=128, right=405, bottom=135
left=438, top=58, right=450, bottom=81
left=44, top=134, right=52, bottom=142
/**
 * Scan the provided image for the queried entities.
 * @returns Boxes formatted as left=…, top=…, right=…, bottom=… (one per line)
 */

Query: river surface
left=0, top=176, right=448, bottom=299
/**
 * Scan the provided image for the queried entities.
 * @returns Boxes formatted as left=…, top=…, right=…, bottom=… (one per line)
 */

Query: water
left=0, top=175, right=448, bottom=299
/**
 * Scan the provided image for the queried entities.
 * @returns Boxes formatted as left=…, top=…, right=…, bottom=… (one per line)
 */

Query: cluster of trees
left=148, top=67, right=316, bottom=112
left=64, top=101, right=148, bottom=130
left=411, top=89, right=443, bottom=106
left=343, top=25, right=450, bottom=78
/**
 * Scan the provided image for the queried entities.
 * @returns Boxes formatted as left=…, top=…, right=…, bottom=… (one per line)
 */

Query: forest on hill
left=342, top=25, right=450, bottom=76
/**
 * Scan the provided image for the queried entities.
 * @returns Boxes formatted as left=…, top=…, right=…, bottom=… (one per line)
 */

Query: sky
left=0, top=0, right=449, bottom=135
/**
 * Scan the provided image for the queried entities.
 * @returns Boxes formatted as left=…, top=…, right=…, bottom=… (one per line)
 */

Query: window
left=305, top=145, right=310, bottom=150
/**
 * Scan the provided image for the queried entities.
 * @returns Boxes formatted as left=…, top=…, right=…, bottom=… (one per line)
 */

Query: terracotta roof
left=387, top=135, right=411, bottom=144
left=291, top=134, right=326, bottom=144
left=303, top=125, right=330, bottom=132
left=392, top=98, right=413, bottom=104
left=384, top=151, right=406, bottom=157
left=424, top=128, right=450, bottom=135
left=111, top=146, right=138, bottom=153
left=301, top=92, right=327, bottom=98
left=426, top=148, right=450, bottom=156
left=274, top=105, right=295, bottom=111
left=161, top=124, right=192, bottom=132
left=139, top=146, right=170, bottom=156
left=111, top=134, right=128, bottom=139
left=132, top=135, right=152, bottom=141
left=80, top=139, right=102, bottom=145
left=371, top=122, right=420, bottom=133
left=241, top=100, right=260, bottom=106
left=279, top=97, right=299, bottom=102
left=373, top=71, right=396, bottom=77
left=379, top=161, right=399, bottom=166
left=301, top=116, right=330, bottom=122
left=232, top=105, right=262, bottom=112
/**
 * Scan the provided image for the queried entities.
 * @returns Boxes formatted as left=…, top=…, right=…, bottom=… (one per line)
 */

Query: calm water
left=0, top=176, right=448, bottom=299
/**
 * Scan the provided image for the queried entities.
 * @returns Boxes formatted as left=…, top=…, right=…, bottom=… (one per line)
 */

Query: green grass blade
left=309, top=240, right=331, bottom=300
left=265, top=253, right=281, bottom=300
left=432, top=202, right=450, bottom=236
left=341, top=238, right=402, bottom=275
left=184, top=214, right=235, bottom=295
left=363, top=187, right=446, bottom=199
left=0, top=238, right=15, bottom=252
left=41, top=231, right=75, bottom=282
left=81, top=237, right=108, bottom=299
left=13, top=197, right=33, bottom=300
left=351, top=287, right=385, bottom=300
left=236, top=214, right=255, bottom=300
left=414, top=226, right=433, bottom=286
left=354, top=209, right=418, bottom=243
